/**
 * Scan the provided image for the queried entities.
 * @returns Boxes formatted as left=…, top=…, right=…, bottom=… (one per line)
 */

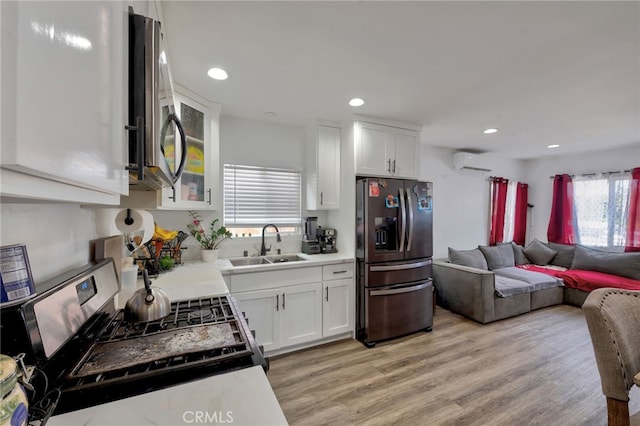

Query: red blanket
left=557, top=269, right=640, bottom=292
left=517, top=265, right=640, bottom=292
left=517, top=264, right=566, bottom=278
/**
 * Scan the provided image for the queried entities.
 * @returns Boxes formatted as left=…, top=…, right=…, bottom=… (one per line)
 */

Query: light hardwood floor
left=267, top=305, right=640, bottom=426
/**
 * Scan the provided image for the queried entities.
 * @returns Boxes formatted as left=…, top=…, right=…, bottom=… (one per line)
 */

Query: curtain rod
left=548, top=169, right=632, bottom=179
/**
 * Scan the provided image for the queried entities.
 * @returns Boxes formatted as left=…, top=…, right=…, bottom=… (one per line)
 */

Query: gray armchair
left=583, top=288, right=640, bottom=426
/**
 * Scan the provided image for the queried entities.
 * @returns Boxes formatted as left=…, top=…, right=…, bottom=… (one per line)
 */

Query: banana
left=153, top=222, right=179, bottom=241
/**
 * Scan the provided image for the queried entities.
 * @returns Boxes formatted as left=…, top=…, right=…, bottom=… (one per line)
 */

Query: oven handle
left=370, top=259, right=431, bottom=272
left=370, top=281, right=431, bottom=296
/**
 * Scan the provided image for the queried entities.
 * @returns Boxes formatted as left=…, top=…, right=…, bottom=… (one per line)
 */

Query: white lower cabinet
left=322, top=263, right=354, bottom=337
left=229, top=261, right=353, bottom=354
left=234, top=282, right=322, bottom=353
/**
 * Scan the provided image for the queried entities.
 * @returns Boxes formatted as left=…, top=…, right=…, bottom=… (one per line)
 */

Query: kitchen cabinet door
left=323, top=278, right=354, bottom=337
left=389, top=128, right=420, bottom=179
left=354, top=121, right=420, bottom=179
left=355, top=122, right=391, bottom=176
left=0, top=1, right=128, bottom=204
left=280, top=282, right=323, bottom=347
left=234, top=289, right=281, bottom=353
left=306, top=124, right=340, bottom=210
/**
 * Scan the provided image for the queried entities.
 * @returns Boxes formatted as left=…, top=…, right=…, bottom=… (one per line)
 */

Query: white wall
left=0, top=204, right=98, bottom=284
left=420, top=145, right=526, bottom=258
left=525, top=143, right=640, bottom=243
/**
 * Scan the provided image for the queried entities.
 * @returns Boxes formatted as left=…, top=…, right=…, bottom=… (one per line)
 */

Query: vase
left=201, top=249, right=219, bottom=262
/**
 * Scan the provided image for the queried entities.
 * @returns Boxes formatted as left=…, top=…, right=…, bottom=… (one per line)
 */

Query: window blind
left=223, top=164, right=301, bottom=227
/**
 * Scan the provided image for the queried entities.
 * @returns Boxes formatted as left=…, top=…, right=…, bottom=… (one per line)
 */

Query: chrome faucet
left=261, top=224, right=281, bottom=256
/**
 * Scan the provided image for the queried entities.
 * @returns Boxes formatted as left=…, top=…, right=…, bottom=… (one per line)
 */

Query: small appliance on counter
left=317, top=227, right=338, bottom=254
left=301, top=217, right=321, bottom=254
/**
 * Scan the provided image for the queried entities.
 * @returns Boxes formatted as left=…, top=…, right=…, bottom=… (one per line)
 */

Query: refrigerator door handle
left=398, top=187, right=406, bottom=252
left=406, top=188, right=414, bottom=252
left=370, top=281, right=431, bottom=296
left=370, top=259, right=432, bottom=272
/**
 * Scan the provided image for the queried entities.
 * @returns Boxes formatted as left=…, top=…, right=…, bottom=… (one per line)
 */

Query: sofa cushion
left=494, top=275, right=532, bottom=298
left=511, top=243, right=531, bottom=266
left=448, top=247, right=488, bottom=270
left=559, top=269, right=640, bottom=292
left=494, top=266, right=564, bottom=292
left=571, top=245, right=640, bottom=280
left=478, top=243, right=516, bottom=270
left=523, top=239, right=558, bottom=265
left=548, top=242, right=575, bottom=269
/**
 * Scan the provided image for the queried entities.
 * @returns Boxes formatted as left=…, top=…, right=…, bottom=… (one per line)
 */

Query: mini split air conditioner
left=452, top=151, right=493, bottom=172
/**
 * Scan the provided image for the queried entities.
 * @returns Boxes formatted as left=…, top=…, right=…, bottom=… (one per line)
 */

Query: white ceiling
left=161, top=1, right=640, bottom=160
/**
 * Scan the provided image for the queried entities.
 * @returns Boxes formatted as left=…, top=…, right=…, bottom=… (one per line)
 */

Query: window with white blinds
left=223, top=164, right=302, bottom=229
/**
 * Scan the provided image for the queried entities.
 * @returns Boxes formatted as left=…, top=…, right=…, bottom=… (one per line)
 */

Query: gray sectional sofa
left=433, top=241, right=640, bottom=324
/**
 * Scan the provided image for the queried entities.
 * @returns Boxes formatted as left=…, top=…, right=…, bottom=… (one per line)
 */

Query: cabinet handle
left=282, top=293, right=286, bottom=310
left=325, top=286, right=329, bottom=301
left=332, top=270, right=348, bottom=274
left=276, top=294, right=279, bottom=311
left=392, top=159, right=396, bottom=173
left=207, top=188, right=212, bottom=205
left=169, top=186, right=176, bottom=202
left=320, top=192, right=323, bottom=205
left=387, top=159, right=391, bottom=172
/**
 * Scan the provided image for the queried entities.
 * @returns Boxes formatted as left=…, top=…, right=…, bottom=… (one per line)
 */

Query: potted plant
left=186, top=211, right=232, bottom=262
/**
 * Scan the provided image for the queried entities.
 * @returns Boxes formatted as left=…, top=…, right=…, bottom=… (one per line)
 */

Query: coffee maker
left=301, top=217, right=321, bottom=254
left=317, top=227, right=338, bottom=254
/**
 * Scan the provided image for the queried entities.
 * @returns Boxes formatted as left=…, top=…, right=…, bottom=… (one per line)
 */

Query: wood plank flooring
left=267, top=305, right=640, bottom=426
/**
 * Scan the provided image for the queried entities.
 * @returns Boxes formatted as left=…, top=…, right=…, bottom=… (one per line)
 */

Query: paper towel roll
left=115, top=209, right=155, bottom=254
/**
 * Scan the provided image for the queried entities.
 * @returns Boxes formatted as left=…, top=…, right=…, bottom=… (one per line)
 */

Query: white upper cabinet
left=158, top=90, right=220, bottom=209
left=355, top=121, right=420, bottom=179
left=0, top=1, right=128, bottom=204
left=305, top=124, right=341, bottom=210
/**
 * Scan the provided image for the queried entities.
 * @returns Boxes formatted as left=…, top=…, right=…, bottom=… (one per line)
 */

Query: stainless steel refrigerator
left=356, top=178, right=433, bottom=347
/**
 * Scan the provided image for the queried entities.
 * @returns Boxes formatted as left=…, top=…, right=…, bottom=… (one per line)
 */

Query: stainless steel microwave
left=127, top=8, right=186, bottom=190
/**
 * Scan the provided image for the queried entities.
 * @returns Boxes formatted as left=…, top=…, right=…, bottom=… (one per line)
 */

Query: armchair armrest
left=433, top=260, right=496, bottom=323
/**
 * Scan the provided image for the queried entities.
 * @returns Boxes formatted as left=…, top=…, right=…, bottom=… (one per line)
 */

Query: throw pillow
left=523, top=239, right=558, bottom=265
left=511, top=243, right=531, bottom=266
left=478, top=243, right=516, bottom=270
left=448, top=247, right=488, bottom=270
left=571, top=245, right=640, bottom=281
left=548, top=242, right=575, bottom=269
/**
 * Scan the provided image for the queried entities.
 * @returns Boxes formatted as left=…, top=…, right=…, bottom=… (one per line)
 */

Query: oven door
left=364, top=280, right=433, bottom=344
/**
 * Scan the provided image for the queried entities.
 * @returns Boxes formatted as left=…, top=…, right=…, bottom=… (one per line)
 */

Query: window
left=223, top=164, right=301, bottom=235
left=573, top=173, right=631, bottom=248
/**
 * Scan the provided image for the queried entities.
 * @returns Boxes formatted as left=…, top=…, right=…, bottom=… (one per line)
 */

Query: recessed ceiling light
left=483, top=128, right=498, bottom=134
left=207, top=67, right=228, bottom=80
left=547, top=144, right=560, bottom=149
left=349, top=98, right=365, bottom=107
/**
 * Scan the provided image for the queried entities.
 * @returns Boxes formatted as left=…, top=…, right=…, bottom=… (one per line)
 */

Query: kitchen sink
left=228, top=257, right=272, bottom=267
left=263, top=254, right=307, bottom=263
left=228, top=254, right=307, bottom=267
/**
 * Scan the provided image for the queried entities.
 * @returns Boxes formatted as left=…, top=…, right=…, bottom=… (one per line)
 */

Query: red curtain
left=513, top=183, right=528, bottom=246
left=625, top=167, right=640, bottom=252
left=489, top=177, right=508, bottom=245
left=547, top=174, right=576, bottom=244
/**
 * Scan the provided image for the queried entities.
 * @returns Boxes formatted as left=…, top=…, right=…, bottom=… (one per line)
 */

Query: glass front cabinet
left=159, top=89, right=221, bottom=209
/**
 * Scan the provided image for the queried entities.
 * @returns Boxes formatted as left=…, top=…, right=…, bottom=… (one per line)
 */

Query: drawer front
left=322, top=263, right=354, bottom=281
left=231, top=266, right=322, bottom=293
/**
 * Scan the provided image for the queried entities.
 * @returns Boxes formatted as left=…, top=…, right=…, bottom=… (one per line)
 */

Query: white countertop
left=116, top=261, right=230, bottom=308
left=217, top=252, right=354, bottom=275
left=48, top=366, right=288, bottom=426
